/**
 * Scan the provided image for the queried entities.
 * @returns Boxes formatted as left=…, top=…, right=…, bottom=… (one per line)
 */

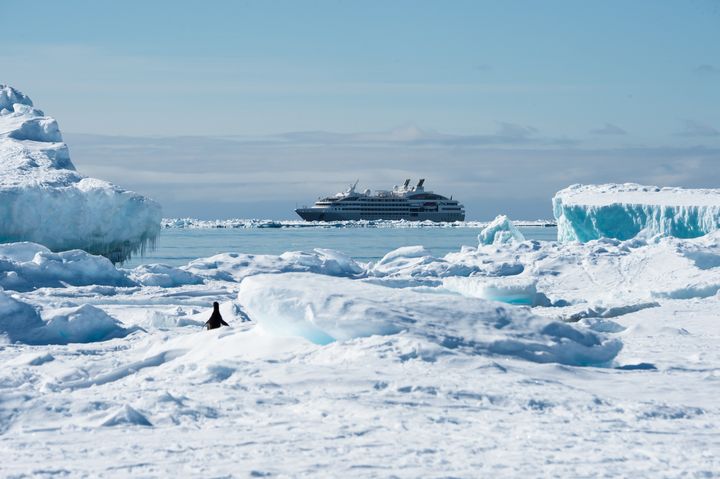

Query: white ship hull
left=295, top=179, right=466, bottom=222
left=295, top=209, right=465, bottom=222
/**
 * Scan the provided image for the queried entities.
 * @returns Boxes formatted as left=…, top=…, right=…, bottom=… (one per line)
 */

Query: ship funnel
left=417, top=179, right=425, bottom=188
left=403, top=179, right=411, bottom=188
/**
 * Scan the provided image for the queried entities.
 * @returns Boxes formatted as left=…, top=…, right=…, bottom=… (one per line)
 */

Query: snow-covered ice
left=0, top=85, right=161, bottom=262
left=554, top=183, right=720, bottom=242
left=442, top=276, right=546, bottom=306
left=184, top=248, right=363, bottom=282
left=239, top=272, right=620, bottom=365
left=1, top=220, right=720, bottom=475
left=0, top=242, right=132, bottom=291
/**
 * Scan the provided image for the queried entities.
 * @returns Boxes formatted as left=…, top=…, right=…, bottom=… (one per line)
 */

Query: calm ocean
left=123, top=226, right=558, bottom=268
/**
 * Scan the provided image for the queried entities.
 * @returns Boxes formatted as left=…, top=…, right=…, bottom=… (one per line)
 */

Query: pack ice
left=1, top=226, right=719, bottom=476
left=554, top=183, right=720, bottom=242
left=0, top=85, right=161, bottom=262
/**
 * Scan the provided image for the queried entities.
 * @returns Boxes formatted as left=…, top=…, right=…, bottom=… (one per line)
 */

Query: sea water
left=124, top=226, right=557, bottom=267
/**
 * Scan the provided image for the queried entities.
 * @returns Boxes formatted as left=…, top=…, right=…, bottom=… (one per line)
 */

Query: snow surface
left=554, top=183, right=720, bottom=242
left=1, top=230, right=720, bottom=476
left=0, top=85, right=161, bottom=262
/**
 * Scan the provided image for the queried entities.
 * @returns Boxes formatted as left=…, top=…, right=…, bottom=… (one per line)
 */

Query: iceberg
left=553, top=183, right=720, bottom=243
left=0, top=85, right=161, bottom=262
left=478, top=215, right=526, bottom=245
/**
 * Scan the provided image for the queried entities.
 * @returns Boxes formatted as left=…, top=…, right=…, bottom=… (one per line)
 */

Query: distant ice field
left=123, top=224, right=558, bottom=267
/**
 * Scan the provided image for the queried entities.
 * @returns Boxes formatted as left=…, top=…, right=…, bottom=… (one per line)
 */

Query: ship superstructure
left=295, top=179, right=465, bottom=222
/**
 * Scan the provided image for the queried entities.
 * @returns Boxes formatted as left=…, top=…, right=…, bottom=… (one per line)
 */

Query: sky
left=2, top=0, right=719, bottom=219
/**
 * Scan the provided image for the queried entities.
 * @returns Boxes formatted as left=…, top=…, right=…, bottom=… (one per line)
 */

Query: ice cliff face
left=553, top=183, right=720, bottom=243
left=0, top=85, right=161, bottom=262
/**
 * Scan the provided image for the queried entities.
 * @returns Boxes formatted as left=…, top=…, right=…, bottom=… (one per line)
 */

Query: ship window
left=408, top=193, right=447, bottom=200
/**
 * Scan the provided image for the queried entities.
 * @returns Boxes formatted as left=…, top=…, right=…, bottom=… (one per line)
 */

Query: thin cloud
left=590, top=123, right=627, bottom=135
left=694, top=64, right=719, bottom=75
left=495, top=122, right=538, bottom=139
left=265, top=123, right=564, bottom=147
left=677, top=120, right=720, bottom=137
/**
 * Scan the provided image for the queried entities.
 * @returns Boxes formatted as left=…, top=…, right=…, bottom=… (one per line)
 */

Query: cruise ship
left=295, top=179, right=465, bottom=222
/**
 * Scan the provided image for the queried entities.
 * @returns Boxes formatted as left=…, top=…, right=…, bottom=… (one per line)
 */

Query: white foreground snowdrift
left=0, top=85, right=161, bottom=262
left=1, top=231, right=720, bottom=476
left=0, top=292, right=133, bottom=344
left=554, top=183, right=720, bottom=242
left=238, top=273, right=621, bottom=366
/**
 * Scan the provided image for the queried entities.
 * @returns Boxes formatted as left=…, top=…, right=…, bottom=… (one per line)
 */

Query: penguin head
left=213, top=301, right=220, bottom=311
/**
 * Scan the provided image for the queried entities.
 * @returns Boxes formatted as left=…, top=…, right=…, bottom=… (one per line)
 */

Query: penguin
left=205, top=301, right=229, bottom=330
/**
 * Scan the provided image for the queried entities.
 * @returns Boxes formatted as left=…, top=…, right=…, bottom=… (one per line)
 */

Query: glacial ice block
left=478, top=215, right=525, bottom=245
left=553, top=183, right=720, bottom=242
left=0, top=85, right=161, bottom=262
